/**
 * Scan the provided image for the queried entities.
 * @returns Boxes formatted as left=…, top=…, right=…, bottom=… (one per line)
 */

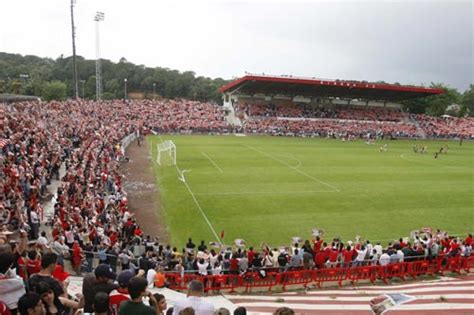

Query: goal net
left=157, top=140, right=176, bottom=166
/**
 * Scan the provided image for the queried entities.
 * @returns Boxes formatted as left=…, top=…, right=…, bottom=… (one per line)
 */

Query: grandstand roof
left=219, top=75, right=443, bottom=101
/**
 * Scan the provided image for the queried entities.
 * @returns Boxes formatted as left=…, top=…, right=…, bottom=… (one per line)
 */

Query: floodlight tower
left=70, top=0, right=79, bottom=99
left=94, top=11, right=105, bottom=100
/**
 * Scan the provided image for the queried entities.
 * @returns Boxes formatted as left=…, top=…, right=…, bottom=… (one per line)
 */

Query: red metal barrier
left=205, top=274, right=242, bottom=293
left=441, top=256, right=463, bottom=275
left=164, top=256, right=470, bottom=294
left=407, top=259, right=438, bottom=279
left=313, top=267, right=348, bottom=288
left=460, top=256, right=473, bottom=273
left=280, top=270, right=314, bottom=291
left=243, top=271, right=281, bottom=292
left=165, top=273, right=203, bottom=291
left=347, top=265, right=380, bottom=285
left=380, top=262, right=407, bottom=284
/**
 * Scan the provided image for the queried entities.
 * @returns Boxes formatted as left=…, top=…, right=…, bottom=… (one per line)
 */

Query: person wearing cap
left=109, top=270, right=133, bottom=315
left=82, top=264, right=118, bottom=314
left=17, top=293, right=45, bottom=315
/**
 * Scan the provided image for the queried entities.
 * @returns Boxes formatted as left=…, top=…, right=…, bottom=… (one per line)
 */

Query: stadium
left=0, top=1, right=473, bottom=315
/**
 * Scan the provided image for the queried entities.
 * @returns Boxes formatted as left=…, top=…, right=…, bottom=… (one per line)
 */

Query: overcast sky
left=0, top=0, right=472, bottom=91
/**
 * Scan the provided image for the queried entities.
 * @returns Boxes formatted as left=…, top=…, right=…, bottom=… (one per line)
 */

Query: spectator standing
left=172, top=280, right=214, bottom=315
left=119, top=277, right=157, bottom=315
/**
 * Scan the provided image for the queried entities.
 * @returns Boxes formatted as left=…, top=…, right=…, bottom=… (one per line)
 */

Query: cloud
left=0, top=0, right=472, bottom=91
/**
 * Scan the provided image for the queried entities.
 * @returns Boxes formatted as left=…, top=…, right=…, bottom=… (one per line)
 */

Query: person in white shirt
left=36, top=231, right=50, bottom=251
left=197, top=259, right=209, bottom=276
left=379, top=251, right=391, bottom=266
left=30, top=210, right=40, bottom=239
left=354, top=245, right=368, bottom=266
left=172, top=280, right=214, bottom=315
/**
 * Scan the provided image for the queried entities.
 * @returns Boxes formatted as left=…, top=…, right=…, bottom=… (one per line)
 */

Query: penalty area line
left=201, top=152, right=224, bottom=173
left=244, top=145, right=340, bottom=192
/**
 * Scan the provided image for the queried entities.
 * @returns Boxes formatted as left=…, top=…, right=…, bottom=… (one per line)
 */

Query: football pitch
left=148, top=135, right=473, bottom=247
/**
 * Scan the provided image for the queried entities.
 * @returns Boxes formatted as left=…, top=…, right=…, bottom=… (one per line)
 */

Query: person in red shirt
left=464, top=234, right=473, bottom=247
left=133, top=226, right=143, bottom=238
left=17, top=252, right=28, bottom=281
left=314, top=250, right=327, bottom=269
left=71, top=241, right=83, bottom=275
left=342, top=245, right=355, bottom=267
left=313, top=236, right=323, bottom=253
left=247, top=247, right=255, bottom=266
left=327, top=247, right=339, bottom=268
left=109, top=270, right=133, bottom=315
left=26, top=251, right=41, bottom=276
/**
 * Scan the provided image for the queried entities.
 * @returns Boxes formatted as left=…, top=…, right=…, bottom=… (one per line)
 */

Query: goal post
left=157, top=140, right=176, bottom=166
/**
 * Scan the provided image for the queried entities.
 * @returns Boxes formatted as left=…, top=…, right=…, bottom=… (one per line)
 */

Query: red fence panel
left=205, top=274, right=242, bottom=293
left=165, top=273, right=203, bottom=291
left=313, top=267, right=348, bottom=288
left=347, top=265, right=380, bottom=285
left=379, top=262, right=407, bottom=284
left=280, top=270, right=314, bottom=291
left=243, top=271, right=281, bottom=292
left=407, top=259, right=437, bottom=279
left=441, top=256, right=463, bottom=275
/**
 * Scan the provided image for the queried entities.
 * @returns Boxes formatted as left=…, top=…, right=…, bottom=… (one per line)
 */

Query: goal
left=156, top=140, right=176, bottom=166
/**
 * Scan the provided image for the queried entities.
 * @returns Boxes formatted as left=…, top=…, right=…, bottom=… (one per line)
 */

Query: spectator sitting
left=18, top=293, right=45, bottom=315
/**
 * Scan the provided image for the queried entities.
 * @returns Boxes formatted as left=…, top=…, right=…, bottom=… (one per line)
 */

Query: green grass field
left=149, top=135, right=473, bottom=248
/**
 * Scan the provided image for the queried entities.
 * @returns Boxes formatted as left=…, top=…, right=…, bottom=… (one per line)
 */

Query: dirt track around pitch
left=121, top=139, right=169, bottom=244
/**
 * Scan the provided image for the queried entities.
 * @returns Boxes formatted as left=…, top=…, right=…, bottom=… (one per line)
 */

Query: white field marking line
left=173, top=163, right=221, bottom=243
left=226, top=294, right=474, bottom=302
left=154, top=136, right=220, bottom=242
left=276, top=153, right=302, bottom=168
left=201, top=152, right=223, bottom=173
left=194, top=190, right=336, bottom=195
left=244, top=145, right=340, bottom=192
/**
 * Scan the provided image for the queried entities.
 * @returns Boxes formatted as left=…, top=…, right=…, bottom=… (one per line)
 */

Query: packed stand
left=244, top=117, right=418, bottom=138
left=414, top=114, right=474, bottom=139
left=237, top=103, right=407, bottom=122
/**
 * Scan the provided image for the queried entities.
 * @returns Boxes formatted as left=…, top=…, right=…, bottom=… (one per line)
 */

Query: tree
left=424, top=83, right=461, bottom=116
left=42, top=81, right=67, bottom=101
left=461, top=85, right=474, bottom=116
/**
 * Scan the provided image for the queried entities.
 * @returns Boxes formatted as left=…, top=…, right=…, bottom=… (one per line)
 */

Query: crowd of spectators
left=244, top=117, right=418, bottom=138
left=236, top=102, right=474, bottom=139
left=237, top=103, right=407, bottom=122
left=0, top=98, right=473, bottom=315
left=413, top=114, right=474, bottom=138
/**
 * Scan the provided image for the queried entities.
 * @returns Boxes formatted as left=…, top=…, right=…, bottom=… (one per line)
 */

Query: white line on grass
left=194, top=190, right=337, bottom=195
left=173, top=164, right=221, bottom=242
left=201, top=152, right=224, bottom=173
left=155, top=135, right=220, bottom=242
left=244, top=145, right=340, bottom=192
